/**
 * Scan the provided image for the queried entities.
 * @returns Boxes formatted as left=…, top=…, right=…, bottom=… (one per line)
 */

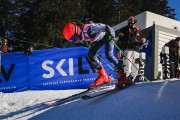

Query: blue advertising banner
left=29, top=47, right=94, bottom=90
left=0, top=52, right=29, bottom=93
left=28, top=47, right=117, bottom=90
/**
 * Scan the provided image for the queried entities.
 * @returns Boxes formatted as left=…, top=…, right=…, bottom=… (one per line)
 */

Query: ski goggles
left=68, top=24, right=80, bottom=42
left=69, top=35, right=78, bottom=42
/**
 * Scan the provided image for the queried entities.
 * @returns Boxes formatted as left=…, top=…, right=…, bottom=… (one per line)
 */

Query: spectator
left=116, top=16, right=146, bottom=85
left=164, top=37, right=180, bottom=78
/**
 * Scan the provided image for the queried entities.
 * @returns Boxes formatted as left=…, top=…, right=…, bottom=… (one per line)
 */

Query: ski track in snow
left=0, top=79, right=180, bottom=120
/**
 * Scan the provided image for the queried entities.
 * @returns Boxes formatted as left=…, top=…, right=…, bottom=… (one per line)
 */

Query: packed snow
left=0, top=79, right=180, bottom=120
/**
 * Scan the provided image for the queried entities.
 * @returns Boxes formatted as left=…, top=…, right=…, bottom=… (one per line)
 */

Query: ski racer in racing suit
left=63, top=22, right=131, bottom=89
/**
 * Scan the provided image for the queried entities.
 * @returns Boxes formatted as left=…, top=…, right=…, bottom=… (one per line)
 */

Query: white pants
left=123, top=50, right=140, bottom=80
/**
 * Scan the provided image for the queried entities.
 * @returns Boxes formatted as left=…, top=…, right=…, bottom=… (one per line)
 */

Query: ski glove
left=81, top=41, right=91, bottom=48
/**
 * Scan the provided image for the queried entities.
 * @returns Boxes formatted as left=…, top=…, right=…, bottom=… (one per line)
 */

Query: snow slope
left=0, top=79, right=180, bottom=120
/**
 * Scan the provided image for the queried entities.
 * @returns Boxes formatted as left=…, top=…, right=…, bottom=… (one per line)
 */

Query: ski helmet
left=63, top=22, right=81, bottom=42
left=128, top=16, right=137, bottom=24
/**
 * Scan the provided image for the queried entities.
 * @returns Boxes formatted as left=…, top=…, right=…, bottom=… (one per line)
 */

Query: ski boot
left=115, top=69, right=132, bottom=89
left=90, top=67, right=112, bottom=89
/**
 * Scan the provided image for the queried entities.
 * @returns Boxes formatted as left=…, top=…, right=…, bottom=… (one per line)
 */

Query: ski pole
left=112, top=38, right=150, bottom=82
left=95, top=54, right=114, bottom=71
left=81, top=41, right=115, bottom=71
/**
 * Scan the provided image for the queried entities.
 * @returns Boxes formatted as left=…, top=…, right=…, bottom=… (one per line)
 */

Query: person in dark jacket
left=116, top=16, right=146, bottom=86
left=164, top=37, right=180, bottom=78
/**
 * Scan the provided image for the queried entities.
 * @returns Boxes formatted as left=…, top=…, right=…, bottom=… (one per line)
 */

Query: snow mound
left=0, top=80, right=180, bottom=120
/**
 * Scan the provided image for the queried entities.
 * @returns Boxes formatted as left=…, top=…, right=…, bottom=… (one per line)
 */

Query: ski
left=44, top=79, right=118, bottom=106
left=44, top=90, right=89, bottom=106
left=82, top=88, right=118, bottom=100
left=82, top=83, right=134, bottom=100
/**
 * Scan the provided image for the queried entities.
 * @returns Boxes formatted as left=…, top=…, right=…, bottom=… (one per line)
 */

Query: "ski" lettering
left=42, top=57, right=89, bottom=78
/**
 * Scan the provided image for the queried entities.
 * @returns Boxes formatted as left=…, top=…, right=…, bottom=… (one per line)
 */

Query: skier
left=63, top=22, right=131, bottom=89
left=163, top=37, right=180, bottom=78
left=116, top=16, right=146, bottom=86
